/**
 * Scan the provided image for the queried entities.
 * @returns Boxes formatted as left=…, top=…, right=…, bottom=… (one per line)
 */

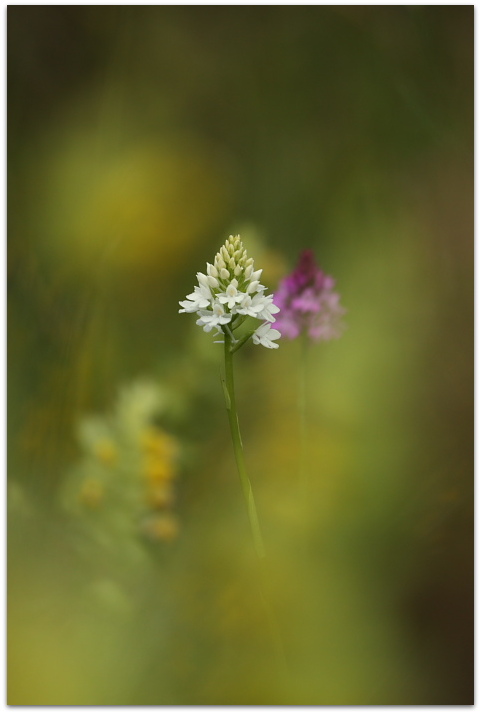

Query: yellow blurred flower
left=141, top=426, right=179, bottom=515
left=143, top=455, right=175, bottom=484
left=141, top=513, right=180, bottom=542
left=37, top=130, right=233, bottom=282
left=65, top=379, right=182, bottom=548
left=140, top=426, right=178, bottom=462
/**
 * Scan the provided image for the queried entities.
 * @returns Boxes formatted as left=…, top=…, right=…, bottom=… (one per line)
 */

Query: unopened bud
left=197, top=272, right=209, bottom=288
left=207, top=263, right=218, bottom=278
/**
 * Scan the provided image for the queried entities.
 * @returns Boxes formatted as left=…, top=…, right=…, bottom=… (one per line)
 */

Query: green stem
left=223, top=334, right=265, bottom=559
left=299, top=333, right=309, bottom=500
left=221, top=331, right=288, bottom=675
left=230, top=329, right=256, bottom=354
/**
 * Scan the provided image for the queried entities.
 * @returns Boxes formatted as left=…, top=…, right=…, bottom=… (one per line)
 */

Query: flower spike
left=179, top=234, right=281, bottom=350
left=272, top=250, right=346, bottom=342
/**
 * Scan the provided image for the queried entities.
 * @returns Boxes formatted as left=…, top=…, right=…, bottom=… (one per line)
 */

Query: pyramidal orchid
left=179, top=235, right=283, bottom=558
left=272, top=249, right=345, bottom=342
left=272, top=250, right=346, bottom=502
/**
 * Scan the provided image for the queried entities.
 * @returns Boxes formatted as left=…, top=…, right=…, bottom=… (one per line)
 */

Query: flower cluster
left=273, top=250, right=346, bottom=341
left=179, top=235, right=281, bottom=349
left=63, top=380, right=181, bottom=546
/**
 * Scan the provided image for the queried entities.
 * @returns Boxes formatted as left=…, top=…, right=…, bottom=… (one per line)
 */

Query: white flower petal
left=251, top=322, right=281, bottom=348
left=179, top=300, right=198, bottom=313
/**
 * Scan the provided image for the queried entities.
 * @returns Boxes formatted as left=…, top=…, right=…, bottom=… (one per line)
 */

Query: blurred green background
left=8, top=6, right=473, bottom=705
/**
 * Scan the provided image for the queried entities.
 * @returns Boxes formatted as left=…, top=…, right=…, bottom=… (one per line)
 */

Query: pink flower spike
left=272, top=250, right=346, bottom=342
